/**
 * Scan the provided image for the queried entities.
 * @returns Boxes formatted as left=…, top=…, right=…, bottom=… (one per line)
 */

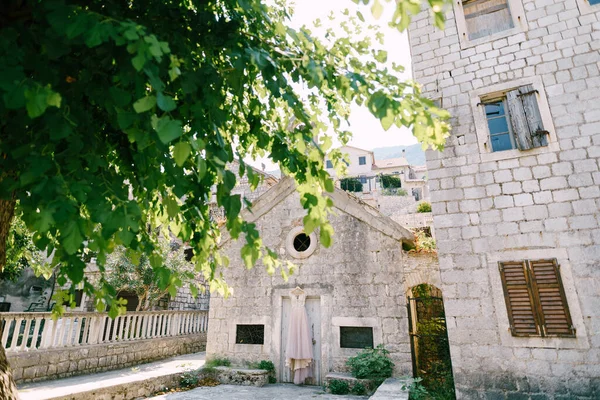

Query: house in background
left=408, top=0, right=600, bottom=397
left=325, top=145, right=429, bottom=200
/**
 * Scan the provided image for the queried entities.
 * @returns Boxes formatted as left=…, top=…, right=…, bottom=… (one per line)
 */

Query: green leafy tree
left=380, top=174, right=402, bottom=189
left=104, top=239, right=196, bottom=311
left=1, top=211, right=44, bottom=282
left=340, top=177, right=364, bottom=192
left=0, top=0, right=450, bottom=395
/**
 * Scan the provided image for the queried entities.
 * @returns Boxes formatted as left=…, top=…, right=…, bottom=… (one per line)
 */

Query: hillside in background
left=372, top=143, right=426, bottom=166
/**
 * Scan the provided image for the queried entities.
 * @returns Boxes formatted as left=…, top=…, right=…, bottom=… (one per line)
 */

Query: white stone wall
left=206, top=188, right=440, bottom=380
left=408, top=1, right=600, bottom=398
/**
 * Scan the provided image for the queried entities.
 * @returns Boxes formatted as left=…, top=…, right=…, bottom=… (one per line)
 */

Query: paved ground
left=149, top=384, right=369, bottom=399
left=18, top=352, right=206, bottom=400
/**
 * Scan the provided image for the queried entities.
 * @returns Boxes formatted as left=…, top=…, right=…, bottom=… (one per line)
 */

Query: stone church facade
left=408, top=0, right=600, bottom=398
left=206, top=178, right=440, bottom=384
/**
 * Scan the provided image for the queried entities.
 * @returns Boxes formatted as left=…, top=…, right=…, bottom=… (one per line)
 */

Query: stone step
left=17, top=351, right=206, bottom=400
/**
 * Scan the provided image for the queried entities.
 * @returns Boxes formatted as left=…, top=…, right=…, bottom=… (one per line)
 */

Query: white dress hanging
left=285, top=289, right=313, bottom=384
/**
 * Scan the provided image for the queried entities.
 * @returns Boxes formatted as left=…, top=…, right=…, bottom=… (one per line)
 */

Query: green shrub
left=346, top=345, right=394, bottom=386
left=351, top=382, right=367, bottom=395
left=201, top=366, right=218, bottom=376
left=180, top=370, right=200, bottom=388
left=340, top=178, right=363, bottom=192
left=268, top=376, right=277, bottom=384
left=256, top=360, right=275, bottom=372
left=380, top=174, right=402, bottom=189
left=205, top=357, right=231, bottom=368
left=402, top=377, right=430, bottom=400
left=416, top=202, right=432, bottom=213
left=329, top=379, right=350, bottom=395
left=414, top=230, right=436, bottom=252
left=382, top=187, right=407, bottom=196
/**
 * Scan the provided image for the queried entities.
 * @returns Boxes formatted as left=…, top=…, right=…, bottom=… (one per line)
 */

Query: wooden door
left=280, top=297, right=322, bottom=385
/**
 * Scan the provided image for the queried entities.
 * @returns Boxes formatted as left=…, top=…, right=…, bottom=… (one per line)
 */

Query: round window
left=286, top=226, right=317, bottom=259
left=293, top=233, right=311, bottom=252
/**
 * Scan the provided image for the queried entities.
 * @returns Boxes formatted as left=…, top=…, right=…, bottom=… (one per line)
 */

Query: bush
left=414, top=230, right=436, bottom=252
left=351, top=382, right=367, bottom=395
left=402, top=377, right=430, bottom=400
left=380, top=174, right=402, bottom=189
left=340, top=177, right=363, bottom=192
left=416, top=202, right=432, bottom=213
left=381, top=187, right=407, bottom=196
left=346, top=345, right=394, bottom=386
left=205, top=357, right=231, bottom=368
left=180, top=370, right=200, bottom=388
left=256, top=360, right=275, bottom=372
left=329, top=379, right=350, bottom=395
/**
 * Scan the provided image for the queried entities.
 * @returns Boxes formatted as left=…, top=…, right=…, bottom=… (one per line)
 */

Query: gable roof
left=219, top=177, right=414, bottom=247
left=373, top=157, right=409, bottom=169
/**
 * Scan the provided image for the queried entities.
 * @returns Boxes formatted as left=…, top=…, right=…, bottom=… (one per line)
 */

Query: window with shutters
left=470, top=77, right=558, bottom=162
left=499, top=259, right=575, bottom=338
left=483, top=85, right=549, bottom=153
left=463, top=0, right=513, bottom=40
left=453, top=0, right=527, bottom=48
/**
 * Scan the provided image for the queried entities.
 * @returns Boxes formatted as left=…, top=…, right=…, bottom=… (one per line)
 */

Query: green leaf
left=154, top=116, right=183, bottom=144
left=62, top=221, right=83, bottom=255
left=157, top=92, right=177, bottom=112
left=133, top=95, right=156, bottom=113
left=132, top=52, right=146, bottom=71
left=371, top=0, right=384, bottom=19
left=24, top=86, right=61, bottom=118
left=320, top=224, right=334, bottom=248
left=173, top=142, right=191, bottom=166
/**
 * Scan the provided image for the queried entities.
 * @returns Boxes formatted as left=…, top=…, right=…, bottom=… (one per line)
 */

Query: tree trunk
left=0, top=339, right=19, bottom=399
left=0, top=196, right=16, bottom=272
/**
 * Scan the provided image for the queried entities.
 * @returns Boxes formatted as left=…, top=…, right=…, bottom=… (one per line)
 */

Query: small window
left=326, top=160, right=333, bottom=169
left=340, top=327, right=374, bottom=349
left=359, top=175, right=367, bottom=184
left=485, top=100, right=515, bottom=152
left=235, top=324, right=265, bottom=344
left=484, top=85, right=548, bottom=153
left=463, top=0, right=514, bottom=40
left=293, top=233, right=311, bottom=252
left=358, top=156, right=366, bottom=165
left=499, top=259, right=575, bottom=338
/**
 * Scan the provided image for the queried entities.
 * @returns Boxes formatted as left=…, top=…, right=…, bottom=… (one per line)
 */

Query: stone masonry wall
left=207, top=187, right=440, bottom=381
left=408, top=1, right=600, bottom=398
left=9, top=333, right=206, bottom=384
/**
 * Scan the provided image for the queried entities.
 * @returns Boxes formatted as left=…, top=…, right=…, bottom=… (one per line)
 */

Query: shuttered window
left=499, top=259, right=575, bottom=338
left=484, top=85, right=549, bottom=153
left=463, top=0, right=514, bottom=40
left=505, top=85, right=548, bottom=150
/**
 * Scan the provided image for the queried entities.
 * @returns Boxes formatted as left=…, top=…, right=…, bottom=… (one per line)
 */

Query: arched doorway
left=407, top=283, right=455, bottom=399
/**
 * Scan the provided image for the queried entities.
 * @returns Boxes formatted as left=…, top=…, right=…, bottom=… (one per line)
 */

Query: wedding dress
left=285, top=292, right=313, bottom=384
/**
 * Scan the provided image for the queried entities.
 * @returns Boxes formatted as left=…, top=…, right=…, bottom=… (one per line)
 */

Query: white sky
left=248, top=0, right=417, bottom=170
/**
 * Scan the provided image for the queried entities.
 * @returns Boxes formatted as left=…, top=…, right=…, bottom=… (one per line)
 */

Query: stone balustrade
left=1, top=310, right=208, bottom=352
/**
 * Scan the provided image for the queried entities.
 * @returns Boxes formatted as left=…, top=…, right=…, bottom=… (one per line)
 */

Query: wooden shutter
left=506, top=85, right=548, bottom=151
left=463, top=0, right=514, bottom=40
left=529, top=259, right=575, bottom=337
left=499, top=261, right=540, bottom=336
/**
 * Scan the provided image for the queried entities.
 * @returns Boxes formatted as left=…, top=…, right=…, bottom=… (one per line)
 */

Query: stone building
left=206, top=177, right=440, bottom=385
left=408, top=0, right=600, bottom=398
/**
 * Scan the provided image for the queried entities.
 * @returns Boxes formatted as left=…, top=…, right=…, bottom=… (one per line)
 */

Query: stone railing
left=1, top=310, right=208, bottom=352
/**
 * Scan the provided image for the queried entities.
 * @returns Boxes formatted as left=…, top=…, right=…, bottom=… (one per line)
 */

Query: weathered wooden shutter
left=506, top=85, right=548, bottom=150
left=499, top=261, right=540, bottom=336
left=463, top=0, right=514, bottom=40
left=529, top=259, right=575, bottom=337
